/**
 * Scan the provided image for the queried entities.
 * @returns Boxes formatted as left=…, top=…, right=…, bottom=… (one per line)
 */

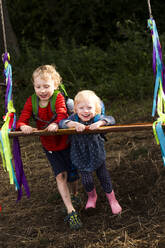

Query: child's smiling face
left=33, top=75, right=55, bottom=104
left=75, top=99, right=96, bottom=122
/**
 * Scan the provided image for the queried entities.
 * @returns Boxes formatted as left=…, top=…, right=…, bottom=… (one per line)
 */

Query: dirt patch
left=0, top=106, right=165, bottom=247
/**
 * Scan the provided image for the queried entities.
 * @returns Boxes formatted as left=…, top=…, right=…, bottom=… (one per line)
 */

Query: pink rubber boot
left=106, top=190, right=122, bottom=215
left=85, top=188, right=97, bottom=209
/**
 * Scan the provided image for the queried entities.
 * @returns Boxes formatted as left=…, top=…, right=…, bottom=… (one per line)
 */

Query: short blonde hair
left=32, top=65, right=62, bottom=89
left=74, top=90, right=101, bottom=115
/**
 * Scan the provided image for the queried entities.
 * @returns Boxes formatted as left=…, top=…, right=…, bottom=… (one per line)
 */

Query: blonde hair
left=74, top=90, right=102, bottom=115
left=32, top=65, right=62, bottom=89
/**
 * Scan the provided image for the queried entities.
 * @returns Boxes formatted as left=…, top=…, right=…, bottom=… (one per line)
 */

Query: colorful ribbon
left=0, top=52, right=30, bottom=200
left=148, top=18, right=165, bottom=166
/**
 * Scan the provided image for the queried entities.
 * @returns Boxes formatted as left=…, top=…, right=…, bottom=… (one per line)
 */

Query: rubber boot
left=106, top=190, right=122, bottom=215
left=85, top=188, right=97, bottom=209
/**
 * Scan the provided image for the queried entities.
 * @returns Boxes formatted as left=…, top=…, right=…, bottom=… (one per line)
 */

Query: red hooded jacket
left=16, top=93, right=69, bottom=151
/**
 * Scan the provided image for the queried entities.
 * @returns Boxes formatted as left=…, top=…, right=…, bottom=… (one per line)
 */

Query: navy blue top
left=59, top=114, right=115, bottom=172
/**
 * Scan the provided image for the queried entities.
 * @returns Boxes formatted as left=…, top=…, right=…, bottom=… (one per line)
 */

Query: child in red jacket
left=17, top=65, right=82, bottom=230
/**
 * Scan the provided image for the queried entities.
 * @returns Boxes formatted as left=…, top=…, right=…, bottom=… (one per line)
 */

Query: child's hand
left=75, top=123, right=86, bottom=132
left=47, top=123, right=58, bottom=132
left=66, top=120, right=85, bottom=132
left=20, top=125, right=36, bottom=134
left=89, top=120, right=106, bottom=130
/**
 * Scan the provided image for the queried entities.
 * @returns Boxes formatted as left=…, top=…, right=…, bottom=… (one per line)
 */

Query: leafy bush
left=3, top=20, right=162, bottom=118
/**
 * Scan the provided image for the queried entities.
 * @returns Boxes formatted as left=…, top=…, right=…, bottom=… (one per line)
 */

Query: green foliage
left=8, top=0, right=163, bottom=49
left=107, top=20, right=154, bottom=100
left=9, top=20, right=157, bottom=116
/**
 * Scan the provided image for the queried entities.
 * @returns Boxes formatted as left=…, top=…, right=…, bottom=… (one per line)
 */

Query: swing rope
left=0, top=0, right=7, bottom=52
left=147, top=0, right=153, bottom=19
left=0, top=0, right=7, bottom=86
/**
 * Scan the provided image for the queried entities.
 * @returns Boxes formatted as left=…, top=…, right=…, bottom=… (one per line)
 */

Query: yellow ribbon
left=153, top=81, right=165, bottom=144
left=0, top=100, right=16, bottom=184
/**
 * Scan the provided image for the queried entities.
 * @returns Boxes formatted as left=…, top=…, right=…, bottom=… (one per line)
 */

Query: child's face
left=76, top=99, right=96, bottom=122
left=33, top=75, right=55, bottom=102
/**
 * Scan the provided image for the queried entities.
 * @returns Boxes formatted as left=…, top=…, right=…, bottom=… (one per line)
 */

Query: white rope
left=0, top=0, right=7, bottom=52
left=147, top=0, right=153, bottom=18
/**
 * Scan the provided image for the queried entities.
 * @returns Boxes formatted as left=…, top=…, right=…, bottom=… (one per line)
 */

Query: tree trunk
left=0, top=0, right=20, bottom=57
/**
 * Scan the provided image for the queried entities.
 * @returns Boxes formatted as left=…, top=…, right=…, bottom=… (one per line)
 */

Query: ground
left=0, top=99, right=165, bottom=248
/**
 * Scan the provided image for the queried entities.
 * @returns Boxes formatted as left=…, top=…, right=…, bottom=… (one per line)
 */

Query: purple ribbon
left=13, top=137, right=30, bottom=201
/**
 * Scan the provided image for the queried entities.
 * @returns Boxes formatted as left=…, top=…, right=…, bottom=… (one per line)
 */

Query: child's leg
left=44, top=148, right=82, bottom=229
left=96, top=163, right=122, bottom=214
left=44, top=148, right=78, bottom=213
left=56, top=171, right=75, bottom=214
left=81, top=171, right=97, bottom=209
left=56, top=172, right=82, bottom=229
left=96, top=162, right=113, bottom=193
